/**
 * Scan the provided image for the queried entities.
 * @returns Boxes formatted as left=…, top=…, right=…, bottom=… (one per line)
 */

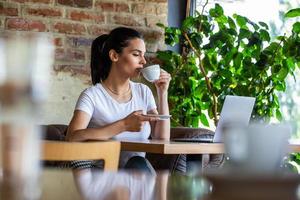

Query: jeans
left=124, top=156, right=156, bottom=175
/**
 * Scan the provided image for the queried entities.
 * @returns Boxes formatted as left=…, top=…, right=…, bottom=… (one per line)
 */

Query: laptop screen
left=213, top=95, right=256, bottom=143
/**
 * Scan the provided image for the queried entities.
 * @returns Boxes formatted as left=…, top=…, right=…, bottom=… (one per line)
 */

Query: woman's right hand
left=123, top=110, right=156, bottom=132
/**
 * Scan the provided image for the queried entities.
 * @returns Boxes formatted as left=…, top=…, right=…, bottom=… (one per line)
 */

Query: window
left=195, top=0, right=300, bottom=137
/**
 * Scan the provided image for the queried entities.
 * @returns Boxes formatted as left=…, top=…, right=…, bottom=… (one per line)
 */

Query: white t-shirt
left=75, top=81, right=157, bottom=167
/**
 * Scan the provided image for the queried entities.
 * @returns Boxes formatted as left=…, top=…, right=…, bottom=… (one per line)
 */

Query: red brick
left=146, top=17, right=165, bottom=28
left=55, top=48, right=85, bottom=62
left=113, top=15, right=143, bottom=27
left=131, top=3, right=144, bottom=14
left=132, top=3, right=156, bottom=15
left=145, top=0, right=167, bottom=2
left=25, top=7, right=62, bottom=17
left=53, top=22, right=86, bottom=35
left=0, top=3, right=18, bottom=16
left=54, top=64, right=90, bottom=76
left=29, top=0, right=52, bottom=3
left=66, top=36, right=93, bottom=48
left=68, top=10, right=104, bottom=23
left=57, top=0, right=92, bottom=8
left=54, top=37, right=63, bottom=46
left=156, top=3, right=167, bottom=15
left=115, top=3, right=129, bottom=12
left=95, top=2, right=114, bottom=12
left=9, top=0, right=26, bottom=3
left=10, top=0, right=52, bottom=3
left=139, top=29, right=163, bottom=41
left=87, top=25, right=109, bottom=36
left=6, top=18, right=46, bottom=32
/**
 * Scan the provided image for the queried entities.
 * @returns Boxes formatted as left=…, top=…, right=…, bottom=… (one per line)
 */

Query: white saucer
left=143, top=114, right=171, bottom=120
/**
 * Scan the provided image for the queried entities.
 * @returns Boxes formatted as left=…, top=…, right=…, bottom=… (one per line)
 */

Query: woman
left=66, top=27, right=171, bottom=171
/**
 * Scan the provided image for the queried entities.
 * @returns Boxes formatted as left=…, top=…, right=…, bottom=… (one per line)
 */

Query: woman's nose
left=141, top=56, right=146, bottom=65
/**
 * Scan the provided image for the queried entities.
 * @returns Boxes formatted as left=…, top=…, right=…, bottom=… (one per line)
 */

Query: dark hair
left=90, top=27, right=143, bottom=85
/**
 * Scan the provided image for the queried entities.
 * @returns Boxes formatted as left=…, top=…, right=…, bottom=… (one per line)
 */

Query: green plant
left=157, top=3, right=300, bottom=127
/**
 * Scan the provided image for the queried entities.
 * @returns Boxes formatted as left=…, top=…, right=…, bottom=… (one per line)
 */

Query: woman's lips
left=136, top=68, right=142, bottom=72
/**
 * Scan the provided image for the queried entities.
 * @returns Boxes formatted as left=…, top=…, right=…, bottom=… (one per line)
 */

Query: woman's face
left=114, top=38, right=146, bottom=78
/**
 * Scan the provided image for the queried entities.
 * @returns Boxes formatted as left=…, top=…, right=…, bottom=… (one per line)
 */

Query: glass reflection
left=72, top=169, right=210, bottom=200
left=73, top=169, right=156, bottom=200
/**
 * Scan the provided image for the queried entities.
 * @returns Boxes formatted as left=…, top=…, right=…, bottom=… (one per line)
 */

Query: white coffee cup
left=224, top=123, right=290, bottom=174
left=141, top=64, right=160, bottom=82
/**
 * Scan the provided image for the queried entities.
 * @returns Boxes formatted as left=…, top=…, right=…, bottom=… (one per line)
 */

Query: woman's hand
left=123, top=110, right=157, bottom=132
left=154, top=69, right=171, bottom=96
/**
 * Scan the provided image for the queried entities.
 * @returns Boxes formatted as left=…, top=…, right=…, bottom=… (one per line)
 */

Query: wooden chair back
left=41, top=141, right=120, bottom=171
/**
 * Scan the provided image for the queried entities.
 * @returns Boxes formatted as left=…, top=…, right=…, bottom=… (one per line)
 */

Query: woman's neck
left=102, top=76, right=130, bottom=96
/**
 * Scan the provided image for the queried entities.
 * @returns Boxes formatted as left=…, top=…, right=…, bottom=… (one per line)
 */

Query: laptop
left=172, top=95, right=256, bottom=143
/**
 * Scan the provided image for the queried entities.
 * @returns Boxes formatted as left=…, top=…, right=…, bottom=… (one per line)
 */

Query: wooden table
left=120, top=139, right=300, bottom=154
left=120, top=139, right=224, bottom=154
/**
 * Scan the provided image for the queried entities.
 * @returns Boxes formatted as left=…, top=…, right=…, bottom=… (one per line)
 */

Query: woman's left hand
left=154, top=69, right=171, bottom=95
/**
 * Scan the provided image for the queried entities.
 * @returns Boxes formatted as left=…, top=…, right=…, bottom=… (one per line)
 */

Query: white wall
left=39, top=72, right=90, bottom=125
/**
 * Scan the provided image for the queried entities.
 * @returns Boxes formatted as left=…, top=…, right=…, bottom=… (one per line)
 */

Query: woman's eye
left=133, top=54, right=139, bottom=56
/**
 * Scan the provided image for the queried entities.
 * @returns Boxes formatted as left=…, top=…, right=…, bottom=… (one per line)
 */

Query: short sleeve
left=145, top=86, right=157, bottom=112
left=75, top=91, right=95, bottom=116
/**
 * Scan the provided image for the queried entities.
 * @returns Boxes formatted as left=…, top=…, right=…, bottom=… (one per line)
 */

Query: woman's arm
left=149, top=69, right=171, bottom=140
left=66, top=110, right=155, bottom=142
left=66, top=110, right=126, bottom=141
left=148, top=95, right=170, bottom=140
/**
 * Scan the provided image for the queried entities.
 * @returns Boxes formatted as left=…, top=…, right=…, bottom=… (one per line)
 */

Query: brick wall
left=0, top=0, right=168, bottom=124
left=0, top=0, right=168, bottom=77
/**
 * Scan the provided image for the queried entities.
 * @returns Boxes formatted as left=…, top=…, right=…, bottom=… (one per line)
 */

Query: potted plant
left=156, top=4, right=300, bottom=128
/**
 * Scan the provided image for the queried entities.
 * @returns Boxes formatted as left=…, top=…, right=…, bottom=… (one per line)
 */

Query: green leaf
left=164, top=27, right=181, bottom=46
left=228, top=16, right=236, bottom=29
left=156, top=23, right=165, bottom=28
left=209, top=3, right=224, bottom=18
left=284, top=8, right=300, bottom=18
left=275, top=82, right=286, bottom=91
left=201, top=94, right=211, bottom=102
left=234, top=14, right=247, bottom=28
left=276, top=36, right=286, bottom=41
left=215, top=3, right=224, bottom=16
left=259, top=29, right=271, bottom=42
left=248, top=32, right=262, bottom=47
left=292, top=22, right=300, bottom=33
left=286, top=57, right=296, bottom=71
left=271, top=64, right=281, bottom=74
left=276, top=109, right=282, bottom=121
left=200, top=113, right=209, bottom=127
left=249, top=20, right=260, bottom=30
left=258, top=21, right=269, bottom=30
left=217, top=15, right=228, bottom=25
left=264, top=42, right=280, bottom=54
left=238, top=28, right=251, bottom=41
left=182, top=17, right=195, bottom=32
left=278, top=65, right=289, bottom=81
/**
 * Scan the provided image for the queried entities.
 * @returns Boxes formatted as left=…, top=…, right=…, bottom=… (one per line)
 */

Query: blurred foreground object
left=0, top=32, right=54, bottom=200
left=223, top=123, right=290, bottom=174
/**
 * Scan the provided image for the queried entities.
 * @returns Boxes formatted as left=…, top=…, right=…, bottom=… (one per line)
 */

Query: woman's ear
left=109, top=49, right=119, bottom=62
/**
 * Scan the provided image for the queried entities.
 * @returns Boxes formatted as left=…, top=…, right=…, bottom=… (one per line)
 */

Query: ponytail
left=90, top=34, right=109, bottom=85
left=90, top=27, right=143, bottom=85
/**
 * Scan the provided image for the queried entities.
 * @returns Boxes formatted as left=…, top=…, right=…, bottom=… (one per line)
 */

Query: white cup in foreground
left=224, top=123, right=290, bottom=174
left=141, top=64, right=160, bottom=82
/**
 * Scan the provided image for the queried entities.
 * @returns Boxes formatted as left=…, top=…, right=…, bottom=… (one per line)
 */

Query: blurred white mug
left=223, top=123, right=290, bottom=174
